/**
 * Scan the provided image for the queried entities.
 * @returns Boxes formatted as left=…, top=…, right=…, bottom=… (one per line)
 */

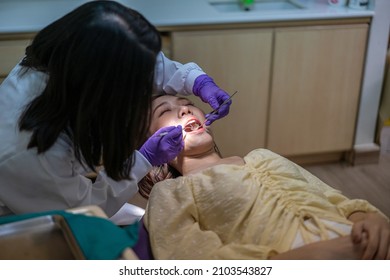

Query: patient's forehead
left=152, top=95, right=189, bottom=108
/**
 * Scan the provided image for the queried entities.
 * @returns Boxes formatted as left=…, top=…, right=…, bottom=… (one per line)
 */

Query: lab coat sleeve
left=144, top=179, right=278, bottom=260
left=0, top=144, right=151, bottom=217
left=153, top=52, right=206, bottom=96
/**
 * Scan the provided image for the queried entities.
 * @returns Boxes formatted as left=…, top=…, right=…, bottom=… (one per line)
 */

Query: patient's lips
left=184, top=118, right=203, bottom=133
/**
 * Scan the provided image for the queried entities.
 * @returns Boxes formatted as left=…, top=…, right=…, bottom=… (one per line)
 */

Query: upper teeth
left=185, top=120, right=201, bottom=132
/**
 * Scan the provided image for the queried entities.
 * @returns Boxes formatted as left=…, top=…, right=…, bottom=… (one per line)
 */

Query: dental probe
left=158, top=132, right=169, bottom=137
left=158, top=129, right=184, bottom=137
left=158, top=130, right=187, bottom=139
left=203, top=90, right=238, bottom=125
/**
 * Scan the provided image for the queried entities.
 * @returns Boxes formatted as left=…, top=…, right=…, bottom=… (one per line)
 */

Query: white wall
left=354, top=0, right=390, bottom=147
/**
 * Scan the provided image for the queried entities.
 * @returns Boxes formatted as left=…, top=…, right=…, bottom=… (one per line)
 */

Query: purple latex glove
left=139, top=125, right=184, bottom=166
left=193, top=74, right=232, bottom=126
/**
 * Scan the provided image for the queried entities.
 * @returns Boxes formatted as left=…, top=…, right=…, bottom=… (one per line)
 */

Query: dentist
left=0, top=1, right=231, bottom=218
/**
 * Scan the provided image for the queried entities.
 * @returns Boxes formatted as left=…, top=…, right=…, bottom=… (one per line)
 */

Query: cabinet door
left=172, top=29, right=272, bottom=157
left=267, top=24, right=368, bottom=156
left=0, top=35, right=33, bottom=83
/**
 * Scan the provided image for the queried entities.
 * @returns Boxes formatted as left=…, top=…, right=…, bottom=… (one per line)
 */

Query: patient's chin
left=184, top=134, right=214, bottom=155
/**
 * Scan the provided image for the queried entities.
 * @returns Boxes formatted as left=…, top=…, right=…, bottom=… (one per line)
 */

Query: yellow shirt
left=144, top=149, right=381, bottom=259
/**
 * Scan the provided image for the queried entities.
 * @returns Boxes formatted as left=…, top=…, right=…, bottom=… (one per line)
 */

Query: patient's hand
left=350, top=212, right=390, bottom=260
left=270, top=236, right=367, bottom=260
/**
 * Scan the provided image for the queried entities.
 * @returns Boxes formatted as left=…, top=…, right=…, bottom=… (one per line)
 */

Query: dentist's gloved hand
left=139, top=125, right=184, bottom=166
left=193, top=74, right=232, bottom=126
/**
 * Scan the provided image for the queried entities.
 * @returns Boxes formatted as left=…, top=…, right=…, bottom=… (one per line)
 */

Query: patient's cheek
left=150, top=120, right=166, bottom=133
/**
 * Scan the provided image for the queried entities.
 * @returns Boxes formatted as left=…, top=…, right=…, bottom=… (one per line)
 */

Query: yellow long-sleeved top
left=144, top=149, right=382, bottom=259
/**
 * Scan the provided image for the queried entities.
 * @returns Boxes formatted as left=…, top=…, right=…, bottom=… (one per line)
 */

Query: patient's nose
left=179, top=105, right=192, bottom=117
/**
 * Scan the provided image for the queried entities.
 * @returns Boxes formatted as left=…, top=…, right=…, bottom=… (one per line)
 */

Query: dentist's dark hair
left=18, top=1, right=161, bottom=180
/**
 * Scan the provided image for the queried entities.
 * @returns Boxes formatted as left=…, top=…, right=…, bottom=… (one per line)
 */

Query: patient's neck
left=172, top=149, right=244, bottom=176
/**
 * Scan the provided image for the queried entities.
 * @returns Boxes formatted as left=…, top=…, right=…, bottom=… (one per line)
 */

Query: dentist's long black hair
left=18, top=1, right=161, bottom=180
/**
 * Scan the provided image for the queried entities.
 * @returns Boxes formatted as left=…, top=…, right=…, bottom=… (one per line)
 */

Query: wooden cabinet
left=268, top=24, right=368, bottom=157
left=0, top=33, right=34, bottom=83
left=172, top=29, right=273, bottom=157
left=171, top=21, right=369, bottom=161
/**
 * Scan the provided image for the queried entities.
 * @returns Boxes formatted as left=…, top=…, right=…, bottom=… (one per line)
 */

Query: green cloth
left=0, top=210, right=139, bottom=260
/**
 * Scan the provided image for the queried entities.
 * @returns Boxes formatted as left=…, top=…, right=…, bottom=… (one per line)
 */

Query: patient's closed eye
left=153, top=103, right=171, bottom=117
left=158, top=108, right=170, bottom=117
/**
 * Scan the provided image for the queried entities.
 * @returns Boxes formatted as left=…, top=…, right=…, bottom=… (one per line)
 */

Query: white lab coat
left=0, top=52, right=205, bottom=219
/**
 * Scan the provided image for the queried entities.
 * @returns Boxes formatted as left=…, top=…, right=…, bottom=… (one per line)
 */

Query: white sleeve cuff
left=130, top=150, right=153, bottom=183
left=185, top=68, right=207, bottom=95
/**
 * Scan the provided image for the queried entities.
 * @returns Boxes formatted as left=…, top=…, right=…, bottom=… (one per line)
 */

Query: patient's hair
left=138, top=164, right=181, bottom=199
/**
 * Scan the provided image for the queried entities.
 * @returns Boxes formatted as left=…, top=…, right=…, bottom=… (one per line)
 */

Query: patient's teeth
left=184, top=119, right=202, bottom=132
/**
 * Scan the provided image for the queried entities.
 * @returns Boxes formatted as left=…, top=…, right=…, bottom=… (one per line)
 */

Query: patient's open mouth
left=184, top=119, right=203, bottom=133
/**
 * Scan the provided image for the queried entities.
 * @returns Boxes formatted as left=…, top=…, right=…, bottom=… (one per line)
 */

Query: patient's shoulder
left=245, top=148, right=283, bottom=160
left=244, top=148, right=293, bottom=167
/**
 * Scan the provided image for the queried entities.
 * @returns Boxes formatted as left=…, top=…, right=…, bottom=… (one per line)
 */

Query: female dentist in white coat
left=0, top=1, right=231, bottom=219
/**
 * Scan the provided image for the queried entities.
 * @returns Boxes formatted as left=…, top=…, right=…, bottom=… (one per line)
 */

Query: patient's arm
left=270, top=235, right=367, bottom=260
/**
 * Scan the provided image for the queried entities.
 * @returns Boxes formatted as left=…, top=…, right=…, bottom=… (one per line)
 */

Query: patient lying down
left=140, top=95, right=390, bottom=260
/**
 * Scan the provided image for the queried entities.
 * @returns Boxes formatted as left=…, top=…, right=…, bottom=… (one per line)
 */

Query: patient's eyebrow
left=152, top=101, right=168, bottom=116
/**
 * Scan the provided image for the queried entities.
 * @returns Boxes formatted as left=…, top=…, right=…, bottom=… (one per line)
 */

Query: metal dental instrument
left=158, top=130, right=187, bottom=140
left=158, top=132, right=169, bottom=137
left=159, top=128, right=186, bottom=138
left=204, top=90, right=238, bottom=124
